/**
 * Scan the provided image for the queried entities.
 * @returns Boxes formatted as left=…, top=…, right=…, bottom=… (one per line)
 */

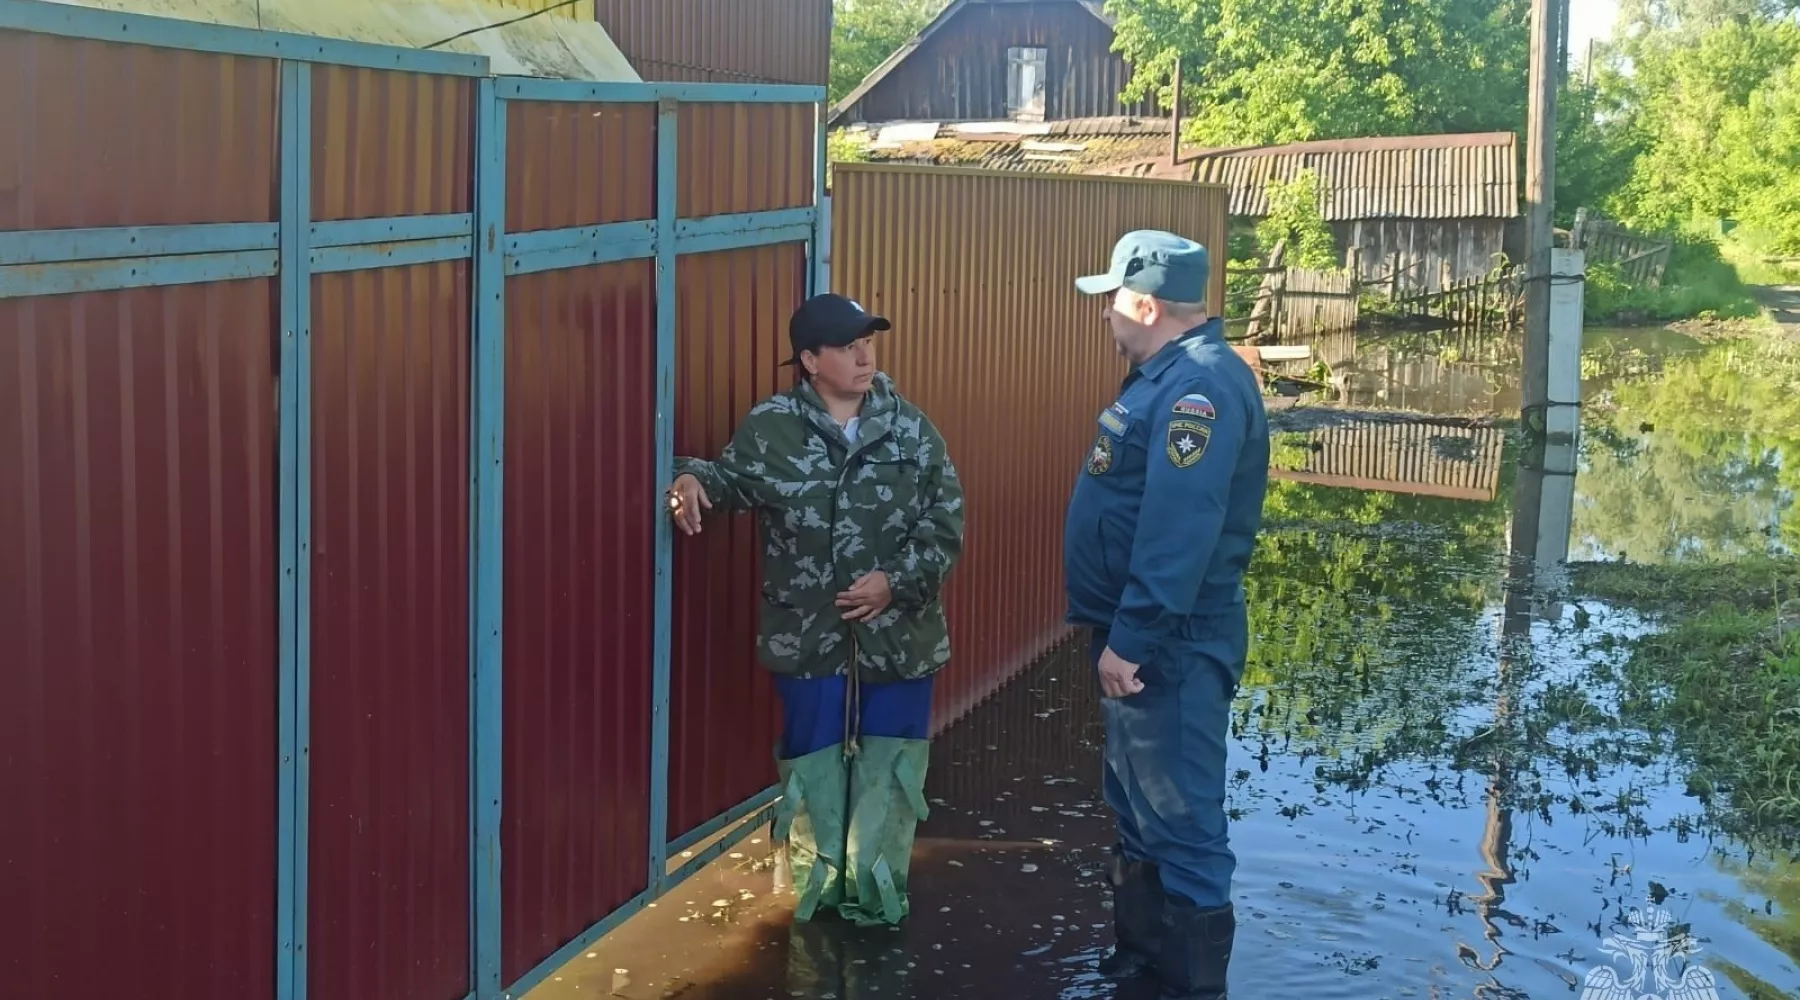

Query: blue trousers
left=1090, top=616, right=1245, bottom=909
left=774, top=674, right=936, bottom=759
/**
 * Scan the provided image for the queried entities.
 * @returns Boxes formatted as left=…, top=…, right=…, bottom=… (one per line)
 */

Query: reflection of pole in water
left=1459, top=436, right=1577, bottom=977
left=1463, top=585, right=1528, bottom=975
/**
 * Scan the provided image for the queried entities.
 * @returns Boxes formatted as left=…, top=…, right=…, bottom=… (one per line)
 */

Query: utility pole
left=1169, top=56, right=1184, bottom=166
left=1521, top=0, right=1562, bottom=436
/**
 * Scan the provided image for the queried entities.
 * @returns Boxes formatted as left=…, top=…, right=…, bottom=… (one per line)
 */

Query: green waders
left=771, top=659, right=932, bottom=927
left=838, top=734, right=931, bottom=926
left=772, top=742, right=851, bottom=921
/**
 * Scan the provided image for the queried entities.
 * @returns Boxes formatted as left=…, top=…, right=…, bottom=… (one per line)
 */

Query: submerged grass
left=1570, top=557, right=1800, bottom=612
left=1571, top=557, right=1800, bottom=850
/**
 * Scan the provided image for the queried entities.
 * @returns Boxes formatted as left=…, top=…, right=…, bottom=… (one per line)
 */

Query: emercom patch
left=1172, top=393, right=1216, bottom=420
left=1087, top=434, right=1114, bottom=475
left=1166, top=419, right=1211, bottom=468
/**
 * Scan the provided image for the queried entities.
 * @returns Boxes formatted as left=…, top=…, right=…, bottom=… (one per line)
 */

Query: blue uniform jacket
left=1063, top=318, right=1270, bottom=666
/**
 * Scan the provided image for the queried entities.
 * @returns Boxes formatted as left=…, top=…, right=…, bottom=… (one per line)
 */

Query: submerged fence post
left=648, top=95, right=680, bottom=891
left=276, top=57, right=314, bottom=1000
left=470, top=75, right=507, bottom=1000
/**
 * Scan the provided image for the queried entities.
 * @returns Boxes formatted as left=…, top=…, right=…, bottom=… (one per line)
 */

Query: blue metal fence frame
left=275, top=57, right=311, bottom=1000
left=470, top=75, right=508, bottom=1000
left=0, top=5, right=821, bottom=1000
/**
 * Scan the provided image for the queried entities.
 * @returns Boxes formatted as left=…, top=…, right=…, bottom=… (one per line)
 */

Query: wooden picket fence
left=1389, top=262, right=1526, bottom=333
left=1230, top=242, right=1360, bottom=344
left=1571, top=207, right=1673, bottom=287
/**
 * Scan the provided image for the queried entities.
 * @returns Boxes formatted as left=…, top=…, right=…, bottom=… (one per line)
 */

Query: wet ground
left=1752, top=285, right=1800, bottom=334
left=529, top=323, right=1800, bottom=999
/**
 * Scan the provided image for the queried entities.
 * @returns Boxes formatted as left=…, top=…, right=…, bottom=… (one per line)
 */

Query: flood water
left=529, top=323, right=1800, bottom=999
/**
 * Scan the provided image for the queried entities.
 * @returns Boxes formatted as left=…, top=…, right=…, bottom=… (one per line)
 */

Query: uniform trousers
left=774, top=674, right=935, bottom=758
left=1090, top=612, right=1245, bottom=909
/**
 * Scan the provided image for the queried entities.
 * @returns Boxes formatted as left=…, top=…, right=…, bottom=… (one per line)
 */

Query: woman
left=666, top=292, right=965, bottom=927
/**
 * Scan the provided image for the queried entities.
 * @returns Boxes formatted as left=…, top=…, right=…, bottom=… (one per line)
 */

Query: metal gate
left=0, top=3, right=821, bottom=998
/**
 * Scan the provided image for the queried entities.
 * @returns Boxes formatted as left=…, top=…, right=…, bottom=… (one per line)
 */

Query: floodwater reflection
left=529, top=328, right=1798, bottom=999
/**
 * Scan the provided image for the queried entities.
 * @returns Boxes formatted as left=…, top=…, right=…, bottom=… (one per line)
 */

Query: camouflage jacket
left=675, top=372, right=964, bottom=682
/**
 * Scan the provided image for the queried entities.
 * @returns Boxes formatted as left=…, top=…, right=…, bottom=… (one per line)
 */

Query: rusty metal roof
left=848, top=116, right=1173, bottom=174
left=845, top=124, right=1520, bottom=220
left=1104, top=132, right=1521, bottom=221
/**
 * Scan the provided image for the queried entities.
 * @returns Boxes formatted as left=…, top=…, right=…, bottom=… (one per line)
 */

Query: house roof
left=845, top=116, right=1177, bottom=174
left=827, top=0, right=1115, bottom=126
left=842, top=123, right=1519, bottom=220
left=1101, top=132, right=1521, bottom=221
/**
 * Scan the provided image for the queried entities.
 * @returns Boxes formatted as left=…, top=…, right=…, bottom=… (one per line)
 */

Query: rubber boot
left=838, top=735, right=931, bottom=927
left=1098, top=844, right=1165, bottom=979
left=772, top=742, right=850, bottom=921
left=1157, top=897, right=1234, bottom=999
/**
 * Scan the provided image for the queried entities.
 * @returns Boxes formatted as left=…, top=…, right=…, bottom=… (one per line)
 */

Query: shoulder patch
left=1166, top=419, right=1211, bottom=468
left=1172, top=393, right=1216, bottom=420
left=1098, top=408, right=1128, bottom=436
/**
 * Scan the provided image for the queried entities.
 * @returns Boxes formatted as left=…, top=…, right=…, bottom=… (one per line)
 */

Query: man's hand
left=837, top=571, right=893, bottom=622
left=1096, top=647, right=1145, bottom=698
left=667, top=473, right=711, bottom=536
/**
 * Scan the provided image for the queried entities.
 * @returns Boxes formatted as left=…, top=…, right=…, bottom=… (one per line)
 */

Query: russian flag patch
left=1171, top=393, right=1216, bottom=420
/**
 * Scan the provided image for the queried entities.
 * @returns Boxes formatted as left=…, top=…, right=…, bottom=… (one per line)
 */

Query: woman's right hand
left=667, top=473, right=711, bottom=536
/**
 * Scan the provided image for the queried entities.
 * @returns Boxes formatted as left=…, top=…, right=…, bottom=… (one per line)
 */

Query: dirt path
left=1753, top=283, right=1800, bottom=337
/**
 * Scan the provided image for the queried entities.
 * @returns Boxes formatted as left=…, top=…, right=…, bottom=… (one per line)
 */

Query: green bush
left=1583, top=232, right=1763, bottom=323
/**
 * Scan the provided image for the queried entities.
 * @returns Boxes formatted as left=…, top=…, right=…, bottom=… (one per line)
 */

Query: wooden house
left=828, top=0, right=1153, bottom=126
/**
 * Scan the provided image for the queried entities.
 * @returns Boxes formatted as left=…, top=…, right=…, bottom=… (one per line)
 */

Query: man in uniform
left=1063, top=231, right=1269, bottom=999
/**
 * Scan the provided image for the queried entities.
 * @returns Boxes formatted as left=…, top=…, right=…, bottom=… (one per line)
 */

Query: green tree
left=1554, top=80, right=1643, bottom=227
left=829, top=0, right=948, bottom=104
left=1617, top=0, right=1800, bottom=35
left=1254, top=171, right=1339, bottom=270
left=1610, top=19, right=1800, bottom=236
left=1104, top=0, right=1531, bottom=146
left=1711, top=53, right=1800, bottom=251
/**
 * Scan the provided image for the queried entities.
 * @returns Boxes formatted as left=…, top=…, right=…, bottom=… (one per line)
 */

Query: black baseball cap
left=782, top=293, right=891, bottom=366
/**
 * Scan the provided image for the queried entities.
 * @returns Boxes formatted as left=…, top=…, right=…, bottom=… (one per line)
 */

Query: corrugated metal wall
left=305, top=64, right=478, bottom=1000
left=840, top=1, right=1155, bottom=125
left=831, top=163, right=1229, bottom=727
left=0, top=28, right=281, bottom=1000
left=667, top=245, right=804, bottom=839
left=0, top=32, right=277, bottom=229
left=3, top=1, right=837, bottom=992
left=678, top=102, right=815, bottom=216
left=308, top=264, right=474, bottom=1000
left=506, top=100, right=657, bottom=228
left=592, top=0, right=831, bottom=85
left=499, top=90, right=663, bottom=981
left=0, top=280, right=281, bottom=1000
left=502, top=259, right=658, bottom=984
left=311, top=66, right=475, bottom=221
